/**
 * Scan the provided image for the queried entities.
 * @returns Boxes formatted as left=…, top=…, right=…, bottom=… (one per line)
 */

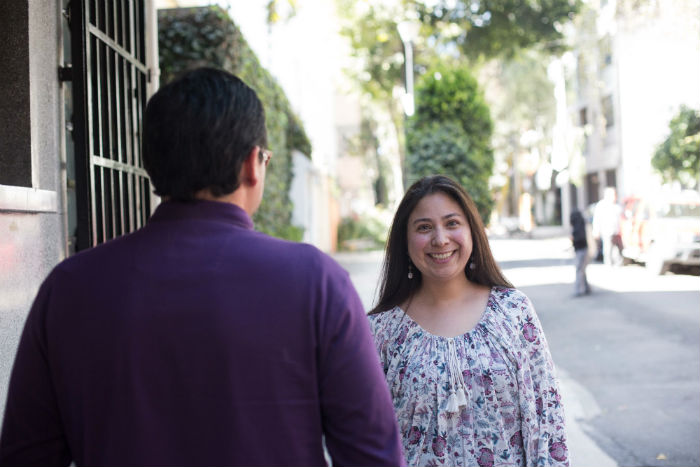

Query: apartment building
left=566, top=0, right=700, bottom=208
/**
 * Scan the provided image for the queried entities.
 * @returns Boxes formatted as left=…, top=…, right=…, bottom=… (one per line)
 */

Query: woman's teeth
left=430, top=252, right=453, bottom=260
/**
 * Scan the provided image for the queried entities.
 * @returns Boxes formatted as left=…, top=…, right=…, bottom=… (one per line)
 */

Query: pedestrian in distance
left=570, top=209, right=591, bottom=297
left=0, top=68, right=405, bottom=467
left=368, top=175, right=569, bottom=466
left=592, top=187, right=623, bottom=266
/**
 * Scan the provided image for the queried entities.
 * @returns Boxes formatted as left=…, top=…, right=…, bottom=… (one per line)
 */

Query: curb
left=558, top=369, right=618, bottom=467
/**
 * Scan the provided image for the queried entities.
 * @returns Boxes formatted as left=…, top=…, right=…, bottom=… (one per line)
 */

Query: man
left=592, top=186, right=623, bottom=266
left=0, top=68, right=404, bottom=466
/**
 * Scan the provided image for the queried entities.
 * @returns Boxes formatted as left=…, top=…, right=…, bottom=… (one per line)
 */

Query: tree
left=480, top=49, right=557, bottom=217
left=407, top=66, right=494, bottom=222
left=336, top=0, right=580, bottom=215
left=334, top=2, right=411, bottom=202
left=337, top=0, right=581, bottom=98
left=652, top=106, right=700, bottom=188
left=265, top=0, right=298, bottom=24
left=415, top=0, right=580, bottom=59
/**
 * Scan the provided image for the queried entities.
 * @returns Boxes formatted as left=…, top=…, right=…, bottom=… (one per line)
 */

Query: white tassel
left=455, top=386, right=468, bottom=407
left=446, top=340, right=468, bottom=412
left=446, top=391, right=459, bottom=413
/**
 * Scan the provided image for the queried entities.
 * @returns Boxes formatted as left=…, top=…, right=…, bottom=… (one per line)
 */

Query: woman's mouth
left=428, top=251, right=456, bottom=262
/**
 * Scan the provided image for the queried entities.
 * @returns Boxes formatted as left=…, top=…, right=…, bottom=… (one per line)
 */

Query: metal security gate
left=69, top=0, right=151, bottom=251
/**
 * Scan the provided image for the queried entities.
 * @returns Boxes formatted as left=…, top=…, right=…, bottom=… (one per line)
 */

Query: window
left=586, top=172, right=600, bottom=205
left=605, top=169, right=616, bottom=189
left=602, top=95, right=614, bottom=128
left=0, top=3, right=31, bottom=187
left=579, top=107, right=589, bottom=154
left=569, top=184, right=579, bottom=210
left=579, top=107, right=588, bottom=126
left=576, top=54, right=587, bottom=90
left=599, top=36, right=612, bottom=69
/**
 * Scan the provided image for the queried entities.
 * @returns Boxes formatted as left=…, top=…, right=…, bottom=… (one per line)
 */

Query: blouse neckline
left=394, top=286, right=495, bottom=340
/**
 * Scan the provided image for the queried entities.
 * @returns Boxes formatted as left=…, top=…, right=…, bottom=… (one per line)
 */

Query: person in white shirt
left=592, top=187, right=623, bottom=266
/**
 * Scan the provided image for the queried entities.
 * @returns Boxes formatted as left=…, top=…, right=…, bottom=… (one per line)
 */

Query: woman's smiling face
left=406, top=192, right=473, bottom=284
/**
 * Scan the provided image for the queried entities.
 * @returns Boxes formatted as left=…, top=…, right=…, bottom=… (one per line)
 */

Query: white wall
left=225, top=0, right=344, bottom=251
left=616, top=0, right=700, bottom=197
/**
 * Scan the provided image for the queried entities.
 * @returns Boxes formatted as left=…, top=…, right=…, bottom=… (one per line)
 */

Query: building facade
left=565, top=0, right=700, bottom=210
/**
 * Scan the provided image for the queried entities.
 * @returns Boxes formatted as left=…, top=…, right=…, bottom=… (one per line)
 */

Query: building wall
left=568, top=0, right=700, bottom=207
left=615, top=0, right=700, bottom=198
left=0, top=0, right=65, bottom=420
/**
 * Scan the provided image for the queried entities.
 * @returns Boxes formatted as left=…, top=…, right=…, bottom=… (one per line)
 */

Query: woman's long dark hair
left=369, top=175, right=513, bottom=315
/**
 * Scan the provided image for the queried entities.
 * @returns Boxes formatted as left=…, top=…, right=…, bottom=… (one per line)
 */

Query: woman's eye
left=417, top=224, right=432, bottom=232
left=447, top=220, right=459, bottom=227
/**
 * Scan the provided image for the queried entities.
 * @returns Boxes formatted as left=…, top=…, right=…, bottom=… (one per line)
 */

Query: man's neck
left=192, top=189, right=254, bottom=216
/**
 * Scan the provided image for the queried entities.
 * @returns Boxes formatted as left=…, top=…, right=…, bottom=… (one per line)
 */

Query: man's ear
left=240, top=147, right=261, bottom=187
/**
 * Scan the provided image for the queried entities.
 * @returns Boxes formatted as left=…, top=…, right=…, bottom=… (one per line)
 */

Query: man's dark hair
left=143, top=67, right=267, bottom=201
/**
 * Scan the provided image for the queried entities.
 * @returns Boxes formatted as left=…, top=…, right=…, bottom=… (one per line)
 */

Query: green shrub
left=406, top=121, right=493, bottom=223
left=158, top=6, right=311, bottom=239
left=337, top=213, right=388, bottom=251
left=407, top=65, right=495, bottom=223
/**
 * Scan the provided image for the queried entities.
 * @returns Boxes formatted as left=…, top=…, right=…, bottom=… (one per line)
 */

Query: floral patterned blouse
left=368, top=287, right=568, bottom=467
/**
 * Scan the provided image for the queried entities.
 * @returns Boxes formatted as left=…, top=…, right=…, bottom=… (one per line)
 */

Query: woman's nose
left=431, top=228, right=449, bottom=246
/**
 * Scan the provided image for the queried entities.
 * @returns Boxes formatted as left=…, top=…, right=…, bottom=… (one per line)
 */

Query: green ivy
left=158, top=6, right=311, bottom=240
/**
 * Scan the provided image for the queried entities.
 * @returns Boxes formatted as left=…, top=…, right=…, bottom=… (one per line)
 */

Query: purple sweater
left=0, top=201, right=404, bottom=467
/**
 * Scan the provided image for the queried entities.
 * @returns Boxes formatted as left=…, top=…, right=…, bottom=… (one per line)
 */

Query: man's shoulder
left=54, top=231, right=134, bottom=272
left=53, top=225, right=346, bottom=287
left=248, top=233, right=349, bottom=279
left=252, top=233, right=332, bottom=262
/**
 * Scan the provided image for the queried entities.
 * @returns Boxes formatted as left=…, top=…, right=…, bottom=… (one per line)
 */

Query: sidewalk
left=333, top=248, right=617, bottom=467
left=488, top=223, right=570, bottom=240
left=558, top=370, right=617, bottom=467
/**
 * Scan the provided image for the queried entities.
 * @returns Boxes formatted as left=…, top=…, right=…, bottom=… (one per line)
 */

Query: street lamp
left=397, top=18, right=420, bottom=117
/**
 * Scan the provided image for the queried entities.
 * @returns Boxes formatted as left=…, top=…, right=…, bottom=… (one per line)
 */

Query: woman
left=369, top=175, right=568, bottom=466
left=570, top=210, right=591, bottom=297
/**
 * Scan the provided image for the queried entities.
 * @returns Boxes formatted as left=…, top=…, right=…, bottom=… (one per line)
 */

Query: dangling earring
left=408, top=262, right=414, bottom=279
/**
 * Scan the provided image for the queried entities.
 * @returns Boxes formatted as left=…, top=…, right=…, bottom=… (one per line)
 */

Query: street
left=334, top=235, right=700, bottom=467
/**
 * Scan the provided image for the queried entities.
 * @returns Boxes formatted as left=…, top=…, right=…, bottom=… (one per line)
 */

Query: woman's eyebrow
left=411, top=213, right=460, bottom=224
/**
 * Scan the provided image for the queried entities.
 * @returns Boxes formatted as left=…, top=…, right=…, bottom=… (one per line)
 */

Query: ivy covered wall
left=158, top=6, right=312, bottom=240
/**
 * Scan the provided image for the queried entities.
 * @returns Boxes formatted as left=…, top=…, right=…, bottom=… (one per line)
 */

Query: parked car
left=619, top=193, right=700, bottom=274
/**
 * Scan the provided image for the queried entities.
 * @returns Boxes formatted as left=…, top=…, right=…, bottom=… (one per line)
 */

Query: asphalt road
left=335, top=236, right=700, bottom=467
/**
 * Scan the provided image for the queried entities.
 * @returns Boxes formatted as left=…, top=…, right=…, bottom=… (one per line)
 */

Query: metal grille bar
left=88, top=26, right=148, bottom=74
left=72, top=0, right=150, bottom=250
